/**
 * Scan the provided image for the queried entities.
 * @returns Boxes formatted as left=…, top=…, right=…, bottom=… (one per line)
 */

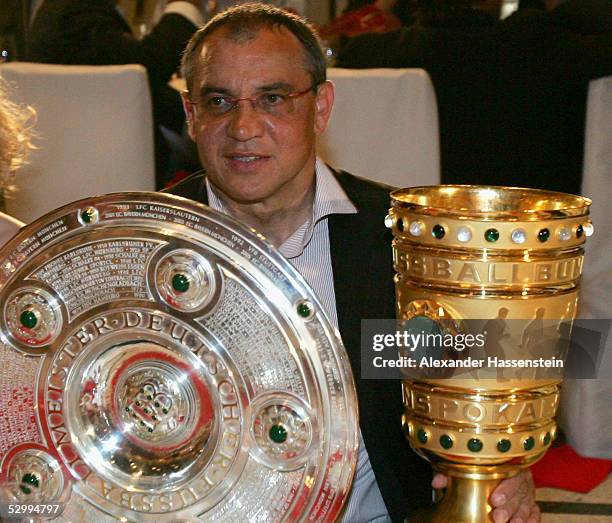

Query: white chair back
left=559, top=75, right=612, bottom=459
left=319, top=68, right=440, bottom=188
left=580, top=75, right=612, bottom=284
left=0, top=63, right=155, bottom=223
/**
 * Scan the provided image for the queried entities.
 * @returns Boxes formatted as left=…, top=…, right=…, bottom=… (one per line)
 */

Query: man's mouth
left=225, top=153, right=270, bottom=168
left=232, top=155, right=261, bottom=163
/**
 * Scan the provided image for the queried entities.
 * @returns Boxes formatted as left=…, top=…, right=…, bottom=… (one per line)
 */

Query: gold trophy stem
left=411, top=466, right=518, bottom=523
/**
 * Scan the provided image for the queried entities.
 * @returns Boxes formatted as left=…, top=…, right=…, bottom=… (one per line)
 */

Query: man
left=168, top=4, right=540, bottom=521
left=27, top=0, right=204, bottom=184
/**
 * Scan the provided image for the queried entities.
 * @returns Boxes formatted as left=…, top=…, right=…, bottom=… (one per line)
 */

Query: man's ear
left=314, top=80, right=335, bottom=136
left=181, top=90, right=197, bottom=141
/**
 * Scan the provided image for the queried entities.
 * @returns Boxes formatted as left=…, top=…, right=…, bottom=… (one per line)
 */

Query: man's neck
left=212, top=178, right=316, bottom=248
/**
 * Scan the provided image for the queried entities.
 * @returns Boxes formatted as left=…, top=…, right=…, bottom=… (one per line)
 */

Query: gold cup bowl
left=387, top=186, right=593, bottom=522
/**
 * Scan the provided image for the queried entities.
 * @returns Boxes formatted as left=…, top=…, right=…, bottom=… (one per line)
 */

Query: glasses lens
left=203, top=96, right=234, bottom=116
left=256, top=93, right=290, bottom=115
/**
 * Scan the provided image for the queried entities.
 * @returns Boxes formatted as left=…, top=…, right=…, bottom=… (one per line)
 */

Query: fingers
left=429, top=470, right=540, bottom=523
left=525, top=503, right=541, bottom=523
left=490, top=470, right=538, bottom=523
left=431, top=473, right=448, bottom=489
left=490, top=471, right=529, bottom=507
left=492, top=502, right=541, bottom=523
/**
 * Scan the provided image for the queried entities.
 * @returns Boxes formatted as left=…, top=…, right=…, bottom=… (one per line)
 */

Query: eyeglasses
left=186, top=85, right=318, bottom=118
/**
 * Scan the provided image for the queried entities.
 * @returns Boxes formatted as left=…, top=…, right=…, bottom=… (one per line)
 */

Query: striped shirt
left=206, top=158, right=391, bottom=522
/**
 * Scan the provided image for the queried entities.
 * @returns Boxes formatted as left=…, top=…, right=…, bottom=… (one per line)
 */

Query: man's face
left=183, top=26, right=334, bottom=207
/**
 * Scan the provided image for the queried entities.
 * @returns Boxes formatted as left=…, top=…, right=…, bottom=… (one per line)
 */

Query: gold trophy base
left=408, top=465, right=523, bottom=523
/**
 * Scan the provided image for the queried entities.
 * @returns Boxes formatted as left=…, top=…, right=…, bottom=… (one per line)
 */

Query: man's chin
left=226, top=191, right=275, bottom=206
left=212, top=183, right=276, bottom=207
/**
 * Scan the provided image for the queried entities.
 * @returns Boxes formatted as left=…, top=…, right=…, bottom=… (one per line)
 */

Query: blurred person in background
left=26, top=0, right=204, bottom=186
left=337, top=0, right=612, bottom=195
left=0, top=0, right=28, bottom=60
left=319, top=0, right=414, bottom=57
left=206, top=0, right=305, bottom=17
left=517, top=0, right=546, bottom=11
left=0, top=77, right=33, bottom=242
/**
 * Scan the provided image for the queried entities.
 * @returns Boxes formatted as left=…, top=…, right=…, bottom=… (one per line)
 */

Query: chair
left=558, top=75, right=612, bottom=458
left=0, top=63, right=155, bottom=223
left=319, top=68, right=440, bottom=188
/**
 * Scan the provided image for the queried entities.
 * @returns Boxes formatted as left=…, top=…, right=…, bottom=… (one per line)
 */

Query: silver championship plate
left=0, top=193, right=358, bottom=522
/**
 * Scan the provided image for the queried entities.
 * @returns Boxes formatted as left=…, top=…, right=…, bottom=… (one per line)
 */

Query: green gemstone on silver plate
left=467, top=438, right=483, bottom=452
left=440, top=434, right=453, bottom=449
left=22, top=473, right=39, bottom=488
left=269, top=424, right=288, bottom=443
left=19, top=473, right=39, bottom=495
left=297, top=302, right=311, bottom=318
left=81, top=209, right=94, bottom=223
left=497, top=439, right=511, bottom=453
left=417, top=429, right=428, bottom=444
left=484, top=228, right=499, bottom=243
left=19, top=310, right=37, bottom=329
left=524, top=436, right=535, bottom=451
left=171, top=273, right=190, bottom=293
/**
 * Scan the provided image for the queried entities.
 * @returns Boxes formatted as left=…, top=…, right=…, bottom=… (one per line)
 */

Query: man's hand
left=432, top=470, right=541, bottom=523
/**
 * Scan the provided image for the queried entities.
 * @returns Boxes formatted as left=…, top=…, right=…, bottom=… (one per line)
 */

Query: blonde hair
left=0, top=77, right=35, bottom=191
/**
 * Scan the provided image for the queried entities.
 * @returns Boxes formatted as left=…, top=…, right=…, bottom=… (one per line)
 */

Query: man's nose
left=225, top=101, right=266, bottom=141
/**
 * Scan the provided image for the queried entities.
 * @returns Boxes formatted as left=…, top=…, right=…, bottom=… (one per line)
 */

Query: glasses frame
left=184, top=84, right=320, bottom=117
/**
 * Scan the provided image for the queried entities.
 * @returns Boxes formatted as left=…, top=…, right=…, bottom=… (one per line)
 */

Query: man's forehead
left=194, top=25, right=310, bottom=82
left=201, top=25, right=303, bottom=58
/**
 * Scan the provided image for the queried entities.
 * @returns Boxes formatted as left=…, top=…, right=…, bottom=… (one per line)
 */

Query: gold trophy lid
left=391, top=185, right=591, bottom=220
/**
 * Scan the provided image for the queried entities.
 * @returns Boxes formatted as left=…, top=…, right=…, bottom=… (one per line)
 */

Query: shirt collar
left=312, top=157, right=358, bottom=222
left=205, top=176, right=229, bottom=215
left=205, top=157, right=357, bottom=258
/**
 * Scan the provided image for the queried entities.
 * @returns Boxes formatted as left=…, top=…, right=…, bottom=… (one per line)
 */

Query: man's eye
left=260, top=93, right=286, bottom=107
left=205, top=96, right=232, bottom=109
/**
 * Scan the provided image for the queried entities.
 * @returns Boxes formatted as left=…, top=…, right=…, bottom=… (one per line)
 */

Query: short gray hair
left=181, top=3, right=326, bottom=95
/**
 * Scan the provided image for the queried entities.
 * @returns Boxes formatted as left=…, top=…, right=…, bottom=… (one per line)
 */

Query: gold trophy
left=387, top=186, right=593, bottom=522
